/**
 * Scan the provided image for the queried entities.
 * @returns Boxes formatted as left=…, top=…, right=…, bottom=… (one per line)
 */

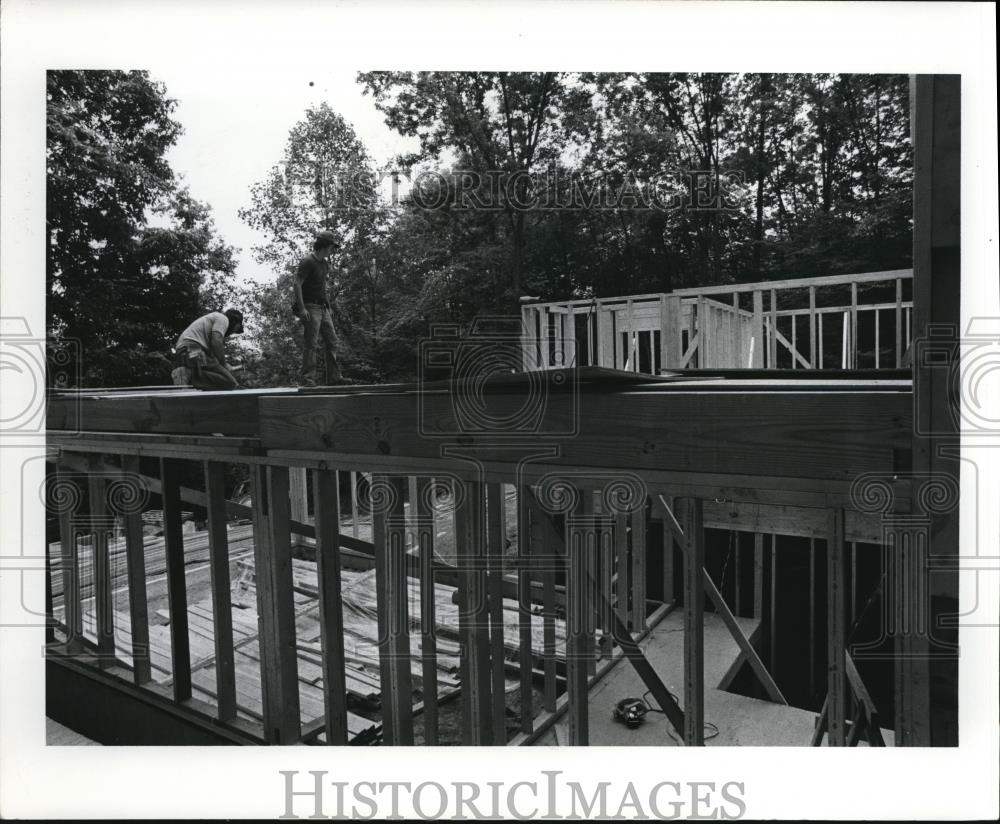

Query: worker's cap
left=224, top=308, right=244, bottom=334
left=315, top=230, right=339, bottom=248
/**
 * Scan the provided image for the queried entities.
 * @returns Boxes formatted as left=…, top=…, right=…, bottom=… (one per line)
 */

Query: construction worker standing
left=293, top=229, right=343, bottom=386
left=172, top=308, right=244, bottom=390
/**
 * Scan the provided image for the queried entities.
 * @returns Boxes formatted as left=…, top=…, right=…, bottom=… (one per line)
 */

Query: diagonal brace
left=525, top=487, right=686, bottom=740
left=656, top=495, right=787, bottom=705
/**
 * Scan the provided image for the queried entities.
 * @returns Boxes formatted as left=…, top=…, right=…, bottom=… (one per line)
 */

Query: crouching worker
left=172, top=308, right=244, bottom=390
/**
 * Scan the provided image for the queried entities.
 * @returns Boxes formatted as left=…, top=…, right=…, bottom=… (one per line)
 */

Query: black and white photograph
left=1, top=1, right=997, bottom=820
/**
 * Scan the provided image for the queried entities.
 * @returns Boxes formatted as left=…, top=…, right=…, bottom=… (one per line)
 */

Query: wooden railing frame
left=522, top=269, right=913, bottom=373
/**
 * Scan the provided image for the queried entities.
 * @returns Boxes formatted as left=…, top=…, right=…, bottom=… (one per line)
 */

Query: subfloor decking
left=49, top=519, right=569, bottom=745
left=539, top=609, right=892, bottom=746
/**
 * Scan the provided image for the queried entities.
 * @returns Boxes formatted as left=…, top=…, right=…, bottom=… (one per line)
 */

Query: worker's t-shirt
left=176, top=312, right=230, bottom=353
left=297, top=253, right=329, bottom=305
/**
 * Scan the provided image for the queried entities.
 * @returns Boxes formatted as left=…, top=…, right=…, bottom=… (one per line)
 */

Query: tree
left=46, top=70, right=240, bottom=386
left=358, top=71, right=573, bottom=302
left=239, top=104, right=387, bottom=381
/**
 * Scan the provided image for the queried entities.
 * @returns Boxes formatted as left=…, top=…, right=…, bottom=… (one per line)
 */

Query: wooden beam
left=55, top=451, right=375, bottom=555
left=681, top=498, right=705, bottom=745
left=313, top=468, right=349, bottom=745
left=372, top=475, right=414, bottom=745
left=657, top=496, right=785, bottom=704
left=251, top=464, right=300, bottom=744
left=751, top=290, right=764, bottom=368
left=531, top=492, right=559, bottom=713
left=846, top=652, right=885, bottom=747
left=850, top=282, right=859, bottom=369
left=565, top=515, right=593, bottom=745
left=662, top=512, right=674, bottom=606
left=56, top=465, right=83, bottom=653
left=415, top=478, right=439, bottom=745
left=895, top=278, right=903, bottom=368
left=769, top=289, right=778, bottom=367
left=809, top=538, right=816, bottom=700
left=113, top=456, right=149, bottom=683
left=528, top=488, right=686, bottom=741
left=753, top=532, right=763, bottom=620
left=160, top=458, right=191, bottom=701
left=86, top=456, right=114, bottom=665
left=486, top=483, right=508, bottom=743
left=289, top=468, right=309, bottom=546
left=204, top=460, right=236, bottom=720
left=516, top=484, right=534, bottom=734
left=827, top=508, right=847, bottom=746
left=671, top=269, right=913, bottom=298
left=454, top=479, right=491, bottom=745
left=631, top=502, right=647, bottom=632
left=809, top=286, right=817, bottom=368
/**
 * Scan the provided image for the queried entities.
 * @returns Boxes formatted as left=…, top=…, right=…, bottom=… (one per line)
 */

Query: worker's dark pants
left=301, top=303, right=341, bottom=384
left=177, top=348, right=238, bottom=391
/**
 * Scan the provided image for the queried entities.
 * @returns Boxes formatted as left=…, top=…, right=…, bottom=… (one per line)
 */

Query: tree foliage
left=46, top=70, right=240, bottom=387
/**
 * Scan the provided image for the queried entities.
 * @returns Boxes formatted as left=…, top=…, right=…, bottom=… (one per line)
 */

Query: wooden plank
left=486, top=483, right=508, bottom=743
left=850, top=282, right=859, bottom=369
left=769, top=289, right=778, bottom=367
left=818, top=312, right=824, bottom=368
left=415, top=478, right=439, bottom=744
left=204, top=461, right=236, bottom=719
left=661, top=513, right=674, bottom=606
left=529, top=491, right=685, bottom=740
left=86, top=456, right=114, bottom=665
left=595, top=302, right=606, bottom=368
left=251, top=464, right=301, bottom=743
left=120, top=455, right=152, bottom=684
left=773, top=326, right=812, bottom=369
left=809, top=538, right=816, bottom=699
left=631, top=503, right=647, bottom=631
left=539, top=309, right=550, bottom=369
left=791, top=314, right=797, bottom=370
left=809, top=286, right=817, bottom=368
left=734, top=535, right=741, bottom=617
left=534, top=494, right=558, bottom=713
left=372, top=475, right=414, bottom=745
left=565, top=306, right=577, bottom=368
left=520, top=305, right=537, bottom=371
left=564, top=515, right=592, bottom=745
left=663, top=295, right=682, bottom=371
left=770, top=535, right=777, bottom=675
left=751, top=291, right=764, bottom=368
left=350, top=472, right=360, bottom=540
left=313, top=468, right=349, bottom=745
left=516, top=484, right=534, bottom=734
left=895, top=278, right=903, bottom=368
left=827, top=508, right=847, bottom=746
left=289, top=468, right=309, bottom=545
left=160, top=458, right=191, bottom=700
left=753, top=533, right=764, bottom=621
left=874, top=309, right=881, bottom=369
left=697, top=296, right=707, bottom=368
left=846, top=652, right=885, bottom=747
left=659, top=496, right=784, bottom=704
left=56, top=465, right=83, bottom=652
left=681, top=498, right=704, bottom=745
left=615, top=513, right=629, bottom=626
left=732, top=293, right=742, bottom=368
left=49, top=392, right=261, bottom=437
left=259, top=391, right=912, bottom=485
left=671, top=269, right=913, bottom=297
left=454, top=479, right=491, bottom=745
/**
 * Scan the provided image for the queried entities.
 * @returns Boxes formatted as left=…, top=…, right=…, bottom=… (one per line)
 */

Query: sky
left=152, top=67, right=417, bottom=285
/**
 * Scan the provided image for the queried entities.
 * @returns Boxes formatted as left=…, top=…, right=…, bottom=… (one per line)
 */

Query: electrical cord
left=637, top=689, right=719, bottom=741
